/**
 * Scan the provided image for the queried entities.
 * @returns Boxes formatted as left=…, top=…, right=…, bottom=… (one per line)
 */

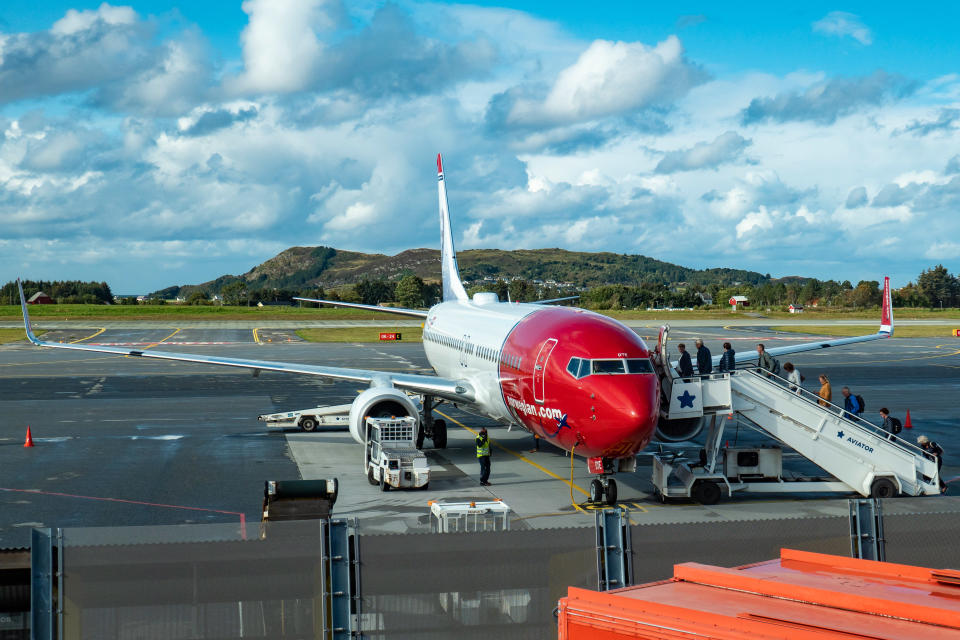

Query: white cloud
left=655, top=131, right=751, bottom=173
left=229, top=0, right=334, bottom=94
left=490, top=36, right=706, bottom=129
left=51, top=3, right=137, bottom=35
left=812, top=11, right=873, bottom=46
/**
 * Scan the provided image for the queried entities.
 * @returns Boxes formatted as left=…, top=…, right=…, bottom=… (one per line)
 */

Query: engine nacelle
left=655, top=415, right=704, bottom=443
left=348, top=387, right=420, bottom=444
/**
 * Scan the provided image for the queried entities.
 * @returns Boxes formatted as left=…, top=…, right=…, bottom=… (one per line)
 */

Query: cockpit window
left=569, top=357, right=655, bottom=378
left=592, top=359, right=626, bottom=374
left=566, top=357, right=590, bottom=379
left=626, top=358, right=654, bottom=374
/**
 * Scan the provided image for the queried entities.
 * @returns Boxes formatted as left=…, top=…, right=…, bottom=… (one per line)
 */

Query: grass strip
left=296, top=327, right=423, bottom=343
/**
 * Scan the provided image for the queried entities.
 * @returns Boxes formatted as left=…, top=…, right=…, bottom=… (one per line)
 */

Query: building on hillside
left=27, top=292, right=53, bottom=305
left=789, top=304, right=805, bottom=314
left=698, top=293, right=714, bottom=305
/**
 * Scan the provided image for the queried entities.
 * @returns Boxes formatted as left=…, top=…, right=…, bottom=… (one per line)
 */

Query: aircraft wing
left=18, top=281, right=472, bottom=403
left=729, top=276, right=895, bottom=367
left=292, top=297, right=428, bottom=319
left=532, top=296, right=580, bottom=305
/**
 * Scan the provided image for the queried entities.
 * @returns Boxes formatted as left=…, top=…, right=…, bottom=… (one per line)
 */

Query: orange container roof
left=559, top=549, right=960, bottom=639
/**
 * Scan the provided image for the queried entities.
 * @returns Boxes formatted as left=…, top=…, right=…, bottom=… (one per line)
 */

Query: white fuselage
left=421, top=297, right=537, bottom=424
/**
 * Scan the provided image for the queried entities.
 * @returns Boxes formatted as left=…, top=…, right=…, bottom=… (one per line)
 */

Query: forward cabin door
left=533, top=338, right=558, bottom=404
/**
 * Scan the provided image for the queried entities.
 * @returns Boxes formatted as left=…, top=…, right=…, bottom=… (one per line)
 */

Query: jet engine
left=348, top=386, right=420, bottom=445
left=654, top=415, right=704, bottom=443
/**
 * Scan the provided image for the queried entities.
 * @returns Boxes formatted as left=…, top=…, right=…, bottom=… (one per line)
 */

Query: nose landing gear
left=589, top=477, right=618, bottom=506
left=587, top=456, right=620, bottom=506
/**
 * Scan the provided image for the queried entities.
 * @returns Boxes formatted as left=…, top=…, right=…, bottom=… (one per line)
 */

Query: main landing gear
left=587, top=456, right=626, bottom=506
left=417, top=395, right=448, bottom=450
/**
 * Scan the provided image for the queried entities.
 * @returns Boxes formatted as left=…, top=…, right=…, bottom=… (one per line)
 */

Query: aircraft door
left=533, top=338, right=558, bottom=404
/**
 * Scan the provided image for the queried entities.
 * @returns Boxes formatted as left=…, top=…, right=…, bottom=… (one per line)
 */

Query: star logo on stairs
left=837, top=430, right=845, bottom=439
left=677, top=390, right=696, bottom=408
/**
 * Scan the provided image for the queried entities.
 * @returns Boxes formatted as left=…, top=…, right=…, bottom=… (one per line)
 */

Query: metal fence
left=11, top=503, right=960, bottom=640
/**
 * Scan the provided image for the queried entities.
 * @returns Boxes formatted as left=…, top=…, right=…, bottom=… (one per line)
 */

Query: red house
left=27, top=291, right=54, bottom=305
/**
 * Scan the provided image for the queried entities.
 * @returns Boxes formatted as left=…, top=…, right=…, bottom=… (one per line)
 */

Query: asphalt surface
left=0, top=324, right=958, bottom=546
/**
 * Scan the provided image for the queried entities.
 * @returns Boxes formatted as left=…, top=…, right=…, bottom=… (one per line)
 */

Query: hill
left=149, top=246, right=771, bottom=298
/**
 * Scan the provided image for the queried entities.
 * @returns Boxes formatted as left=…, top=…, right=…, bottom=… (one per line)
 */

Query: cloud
left=897, top=108, right=960, bottom=137
left=946, top=155, right=960, bottom=175
left=741, top=71, right=915, bottom=125
left=845, top=186, right=868, bottom=208
left=487, top=35, right=707, bottom=130
left=228, top=2, right=496, bottom=100
left=655, top=131, right=750, bottom=173
left=812, top=11, right=873, bottom=45
left=180, top=106, right=259, bottom=137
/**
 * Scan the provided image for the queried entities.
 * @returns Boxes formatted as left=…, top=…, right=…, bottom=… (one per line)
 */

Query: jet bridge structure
left=651, top=328, right=941, bottom=504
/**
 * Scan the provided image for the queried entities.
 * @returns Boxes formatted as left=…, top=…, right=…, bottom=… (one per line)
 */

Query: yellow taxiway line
left=68, top=327, right=106, bottom=344
left=252, top=328, right=262, bottom=344
left=436, top=410, right=589, bottom=498
left=142, top=328, right=181, bottom=350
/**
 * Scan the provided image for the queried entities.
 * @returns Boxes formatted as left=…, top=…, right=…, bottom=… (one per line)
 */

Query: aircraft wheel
left=604, top=478, right=618, bottom=506
left=367, top=468, right=377, bottom=486
left=870, top=477, right=897, bottom=499
left=691, top=480, right=721, bottom=505
left=300, top=417, right=318, bottom=432
left=379, top=475, right=390, bottom=492
left=589, top=479, right=604, bottom=503
left=432, top=419, right=447, bottom=449
left=415, top=424, right=425, bottom=449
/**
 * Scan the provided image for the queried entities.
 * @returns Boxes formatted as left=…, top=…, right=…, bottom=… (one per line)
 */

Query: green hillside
left=150, top=246, right=770, bottom=298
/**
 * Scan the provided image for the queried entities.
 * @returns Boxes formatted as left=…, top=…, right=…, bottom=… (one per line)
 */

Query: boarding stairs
left=655, top=351, right=941, bottom=499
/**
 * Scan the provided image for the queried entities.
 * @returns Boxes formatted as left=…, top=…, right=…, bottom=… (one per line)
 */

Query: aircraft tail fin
left=437, top=154, right=469, bottom=303
left=880, top=275, right=894, bottom=335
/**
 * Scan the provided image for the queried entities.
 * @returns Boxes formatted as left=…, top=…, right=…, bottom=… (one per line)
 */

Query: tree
left=395, top=275, right=426, bottom=307
left=186, top=290, right=210, bottom=305
left=355, top=279, right=394, bottom=305
left=917, top=265, right=958, bottom=308
left=221, top=281, right=249, bottom=306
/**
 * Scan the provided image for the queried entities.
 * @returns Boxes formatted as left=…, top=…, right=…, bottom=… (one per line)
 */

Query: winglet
left=17, top=279, right=42, bottom=345
left=436, top=153, right=468, bottom=302
left=880, top=275, right=893, bottom=336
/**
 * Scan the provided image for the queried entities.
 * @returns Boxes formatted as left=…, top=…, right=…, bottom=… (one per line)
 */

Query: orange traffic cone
left=24, top=426, right=34, bottom=447
left=904, top=410, right=913, bottom=429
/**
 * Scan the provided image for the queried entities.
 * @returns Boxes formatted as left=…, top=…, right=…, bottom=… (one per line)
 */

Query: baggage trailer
left=364, top=416, right=430, bottom=491
left=258, top=403, right=352, bottom=432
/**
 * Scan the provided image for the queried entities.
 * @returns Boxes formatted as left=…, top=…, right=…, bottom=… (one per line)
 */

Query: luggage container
left=557, top=548, right=960, bottom=639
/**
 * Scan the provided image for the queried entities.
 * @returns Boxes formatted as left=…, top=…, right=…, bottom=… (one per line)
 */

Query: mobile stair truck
left=650, top=326, right=941, bottom=504
left=364, top=416, right=430, bottom=491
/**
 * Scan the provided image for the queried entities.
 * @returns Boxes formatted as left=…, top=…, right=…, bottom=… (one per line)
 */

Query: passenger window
left=626, top=359, right=654, bottom=374
left=592, top=359, right=625, bottom=374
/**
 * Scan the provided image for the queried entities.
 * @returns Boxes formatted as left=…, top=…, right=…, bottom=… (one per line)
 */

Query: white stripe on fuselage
left=422, top=299, right=538, bottom=424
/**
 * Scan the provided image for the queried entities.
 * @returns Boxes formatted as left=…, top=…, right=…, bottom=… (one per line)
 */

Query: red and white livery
left=17, top=154, right=895, bottom=503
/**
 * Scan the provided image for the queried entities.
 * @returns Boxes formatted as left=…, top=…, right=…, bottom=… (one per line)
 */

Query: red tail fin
left=880, top=276, right=893, bottom=335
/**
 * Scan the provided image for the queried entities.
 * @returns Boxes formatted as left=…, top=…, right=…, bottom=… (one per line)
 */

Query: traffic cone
left=24, top=426, right=34, bottom=447
left=904, top=410, right=913, bottom=429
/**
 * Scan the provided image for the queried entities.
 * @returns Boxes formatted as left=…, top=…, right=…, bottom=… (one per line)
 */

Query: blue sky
left=1, top=1, right=958, bottom=292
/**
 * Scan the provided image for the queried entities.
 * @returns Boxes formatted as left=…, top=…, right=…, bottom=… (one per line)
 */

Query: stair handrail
left=734, top=367, right=937, bottom=464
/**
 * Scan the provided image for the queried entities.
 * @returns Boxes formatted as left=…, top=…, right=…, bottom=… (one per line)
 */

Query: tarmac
left=1, top=320, right=959, bottom=547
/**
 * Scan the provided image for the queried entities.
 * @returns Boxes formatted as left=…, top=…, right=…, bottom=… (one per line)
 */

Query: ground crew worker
left=477, top=427, right=492, bottom=486
left=529, top=433, right=540, bottom=453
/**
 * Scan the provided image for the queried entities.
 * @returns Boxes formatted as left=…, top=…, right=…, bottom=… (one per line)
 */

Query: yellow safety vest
left=476, top=436, right=490, bottom=457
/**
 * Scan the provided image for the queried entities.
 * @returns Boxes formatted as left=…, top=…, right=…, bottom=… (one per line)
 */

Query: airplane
left=16, top=154, right=895, bottom=505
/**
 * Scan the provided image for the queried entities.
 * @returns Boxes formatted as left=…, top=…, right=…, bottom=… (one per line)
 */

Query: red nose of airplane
left=575, top=372, right=659, bottom=458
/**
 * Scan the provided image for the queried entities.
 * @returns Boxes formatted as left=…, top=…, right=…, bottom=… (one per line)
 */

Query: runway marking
left=0, top=487, right=248, bottom=538
left=69, top=327, right=106, bottom=344
left=90, top=341, right=236, bottom=346
left=435, top=410, right=590, bottom=499
left=144, top=327, right=181, bottom=350
left=823, top=344, right=960, bottom=366
left=253, top=328, right=262, bottom=344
